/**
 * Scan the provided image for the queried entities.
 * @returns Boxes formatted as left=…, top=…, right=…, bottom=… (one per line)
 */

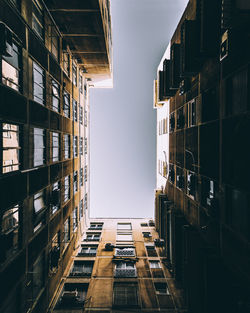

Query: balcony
left=114, top=268, right=137, bottom=278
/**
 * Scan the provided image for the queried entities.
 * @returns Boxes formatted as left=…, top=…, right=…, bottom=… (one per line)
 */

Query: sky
left=90, top=0, right=189, bottom=218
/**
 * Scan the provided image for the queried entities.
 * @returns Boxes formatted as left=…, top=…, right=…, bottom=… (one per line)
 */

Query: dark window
left=84, top=137, right=87, bottom=155
left=1, top=205, right=19, bottom=262
left=73, top=136, right=78, bottom=158
left=56, top=283, right=88, bottom=308
left=84, top=193, right=88, bottom=211
left=79, top=199, right=83, bottom=218
left=143, top=232, right=152, bottom=238
left=32, top=0, right=44, bottom=39
left=146, top=246, right=157, bottom=257
left=2, top=123, right=20, bottom=173
left=70, top=261, right=93, bottom=277
left=73, top=171, right=78, bottom=194
left=113, top=283, right=138, bottom=307
left=170, top=112, right=175, bottom=133
left=63, top=91, right=70, bottom=118
left=33, top=128, right=45, bottom=167
left=50, top=26, right=58, bottom=60
left=79, top=106, right=83, bottom=124
left=80, top=137, right=83, bottom=155
left=63, top=52, right=70, bottom=76
left=84, top=109, right=87, bottom=127
left=63, top=134, right=70, bottom=159
left=2, top=43, right=21, bottom=92
left=51, top=181, right=60, bottom=215
left=51, top=79, right=60, bottom=112
left=73, top=99, right=78, bottom=122
left=31, top=253, right=44, bottom=301
left=85, top=233, right=100, bottom=241
left=33, top=190, right=46, bottom=233
left=84, top=165, right=87, bottom=182
left=72, top=64, right=77, bottom=86
left=79, top=75, right=83, bottom=93
left=63, top=217, right=70, bottom=244
left=115, top=262, right=137, bottom=278
left=50, top=231, right=60, bottom=269
left=78, top=246, right=97, bottom=256
left=64, top=175, right=70, bottom=202
left=33, top=62, right=45, bottom=105
left=140, top=223, right=148, bottom=227
left=154, top=282, right=169, bottom=294
left=188, top=98, right=196, bottom=127
left=51, top=132, right=59, bottom=162
left=73, top=207, right=78, bottom=232
left=80, top=168, right=83, bottom=186
left=89, top=223, right=103, bottom=230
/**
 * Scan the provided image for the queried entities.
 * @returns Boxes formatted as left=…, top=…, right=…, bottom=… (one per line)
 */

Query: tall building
left=50, top=218, right=185, bottom=313
left=0, top=0, right=112, bottom=312
left=154, top=0, right=250, bottom=312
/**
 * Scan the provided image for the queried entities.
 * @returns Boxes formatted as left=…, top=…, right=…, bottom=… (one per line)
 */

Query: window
left=63, top=134, right=70, bottom=159
left=146, top=245, right=157, bottom=257
left=51, top=79, right=60, bottom=112
left=51, top=181, right=60, bottom=215
left=72, top=63, right=77, bottom=86
left=50, top=231, right=60, bottom=269
left=117, top=223, right=132, bottom=230
left=84, top=109, right=87, bottom=127
left=33, top=62, right=45, bottom=105
left=64, top=217, right=70, bottom=244
left=187, top=170, right=196, bottom=198
left=89, top=223, right=103, bottom=230
left=84, top=83, right=87, bottom=99
left=115, top=247, right=135, bottom=256
left=51, top=132, right=59, bottom=162
left=113, top=283, right=138, bottom=307
left=84, top=137, right=87, bottom=155
left=188, top=98, right=196, bottom=127
left=170, top=112, right=175, bottom=133
left=63, top=52, right=70, bottom=76
left=141, top=223, right=148, bottom=227
left=73, top=171, right=78, bottom=194
left=80, top=137, right=83, bottom=155
left=1, top=205, right=19, bottom=261
left=32, top=0, right=43, bottom=39
left=80, top=168, right=83, bottom=186
left=149, top=260, right=161, bottom=268
left=56, top=283, right=88, bottom=308
left=79, top=106, right=83, bottom=124
left=79, top=199, right=83, bottom=218
left=73, top=99, right=78, bottom=122
left=50, top=26, right=58, bottom=60
left=79, top=75, right=83, bottom=93
left=154, top=282, right=169, bottom=295
left=78, top=246, right=97, bottom=256
left=143, top=232, right=151, bottom=238
left=70, top=261, right=93, bottom=277
left=84, top=193, right=88, bottom=211
left=2, top=123, right=20, bottom=173
left=31, top=253, right=44, bottom=302
left=2, top=43, right=21, bottom=92
left=33, top=190, right=46, bottom=233
left=73, top=136, right=78, bottom=158
left=33, top=128, right=45, bottom=167
left=64, top=175, right=70, bottom=202
left=85, top=233, right=100, bottom=241
left=115, top=262, right=137, bottom=278
left=63, top=91, right=70, bottom=118
left=117, top=233, right=133, bottom=241
left=84, top=165, right=87, bottom=182
left=73, top=207, right=78, bottom=232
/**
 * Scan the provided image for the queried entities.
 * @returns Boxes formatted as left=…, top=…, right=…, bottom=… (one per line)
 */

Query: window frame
left=32, top=0, right=44, bottom=40
left=63, top=134, right=70, bottom=159
left=33, top=61, right=45, bottom=105
left=63, top=91, right=70, bottom=118
left=51, top=79, right=60, bottom=112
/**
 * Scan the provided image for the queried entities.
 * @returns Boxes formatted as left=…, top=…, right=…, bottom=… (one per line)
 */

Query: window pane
left=2, top=60, right=19, bottom=91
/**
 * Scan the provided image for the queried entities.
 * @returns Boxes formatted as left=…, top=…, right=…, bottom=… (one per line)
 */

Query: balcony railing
left=114, top=268, right=137, bottom=278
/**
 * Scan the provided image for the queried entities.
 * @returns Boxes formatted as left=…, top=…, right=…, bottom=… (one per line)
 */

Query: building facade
left=50, top=218, right=185, bottom=313
left=0, top=0, right=112, bottom=312
left=155, top=0, right=250, bottom=312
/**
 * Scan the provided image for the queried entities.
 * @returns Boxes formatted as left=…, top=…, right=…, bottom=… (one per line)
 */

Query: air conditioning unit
left=105, top=243, right=114, bottom=251
left=154, top=238, right=165, bottom=247
left=0, top=22, right=13, bottom=57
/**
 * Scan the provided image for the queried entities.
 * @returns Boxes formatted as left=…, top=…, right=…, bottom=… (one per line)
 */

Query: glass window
left=70, top=261, right=93, bottom=277
left=52, top=132, right=59, bottom=162
left=89, top=223, right=103, bottom=230
left=63, top=52, right=70, bottom=76
left=33, top=128, right=45, bottom=167
left=78, top=246, right=97, bottom=256
left=143, top=232, right=152, bottom=238
left=115, top=247, right=135, bottom=256
left=80, top=168, right=83, bottom=186
left=51, top=79, right=60, bottom=112
left=73, top=207, right=78, bottom=232
left=113, top=283, right=138, bottom=307
left=73, top=99, right=77, bottom=122
left=149, top=260, right=161, bottom=268
left=79, top=75, right=83, bottom=93
left=188, top=98, right=196, bottom=127
left=85, top=233, right=100, bottom=241
left=50, top=26, right=58, bottom=60
left=117, top=223, right=132, bottom=230
left=64, top=217, right=70, bottom=243
left=57, top=283, right=88, bottom=308
left=63, top=134, right=70, bottom=159
left=84, top=137, right=87, bottom=155
left=31, top=253, right=44, bottom=301
left=73, top=136, right=78, bottom=158
left=33, top=62, right=45, bottom=105
left=84, top=165, right=87, bottom=182
left=33, top=190, right=46, bottom=233
left=2, top=123, right=20, bottom=173
left=72, top=63, right=77, bottom=86
left=1, top=205, right=19, bottom=260
left=51, top=181, right=60, bottom=215
left=64, top=175, right=70, bottom=202
left=84, top=193, right=88, bottom=211
left=73, top=171, right=78, bottom=193
left=146, top=245, right=157, bottom=257
left=32, top=0, right=44, bottom=39
left=84, top=109, right=87, bottom=127
left=2, top=43, right=21, bottom=92
left=79, top=199, right=83, bottom=218
left=154, top=282, right=169, bottom=294
left=79, top=106, right=83, bottom=124
left=79, top=137, right=83, bottom=155
left=117, top=234, right=133, bottom=241
left=63, top=91, right=70, bottom=118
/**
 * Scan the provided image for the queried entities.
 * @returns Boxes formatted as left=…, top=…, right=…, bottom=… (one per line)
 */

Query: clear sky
left=90, top=0, right=188, bottom=218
